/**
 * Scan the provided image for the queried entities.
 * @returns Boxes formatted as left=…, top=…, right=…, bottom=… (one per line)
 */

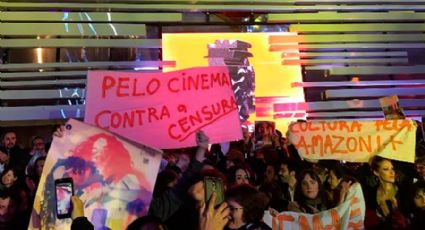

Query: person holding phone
left=204, top=177, right=225, bottom=209
left=199, top=192, right=229, bottom=230
left=36, top=125, right=154, bottom=230
left=70, top=196, right=94, bottom=230
left=55, top=178, right=74, bottom=219
left=150, top=130, right=230, bottom=230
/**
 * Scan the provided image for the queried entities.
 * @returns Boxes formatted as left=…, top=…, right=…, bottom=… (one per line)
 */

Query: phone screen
left=55, top=178, right=74, bottom=218
left=204, top=177, right=224, bottom=208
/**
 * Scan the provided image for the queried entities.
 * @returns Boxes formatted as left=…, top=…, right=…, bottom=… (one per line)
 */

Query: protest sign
left=84, top=66, right=242, bottom=149
left=287, top=119, right=417, bottom=163
left=267, top=183, right=365, bottom=230
left=29, top=119, right=162, bottom=230
left=379, top=95, right=406, bottom=120
left=255, top=121, right=278, bottom=149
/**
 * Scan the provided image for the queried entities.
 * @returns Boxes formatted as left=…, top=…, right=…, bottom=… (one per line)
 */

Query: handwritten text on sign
left=287, top=120, right=416, bottom=163
left=85, top=67, right=242, bottom=149
left=271, top=183, right=365, bottom=230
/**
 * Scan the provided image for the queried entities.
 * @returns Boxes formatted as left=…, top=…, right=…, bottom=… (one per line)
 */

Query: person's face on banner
left=374, top=159, right=395, bottom=184
left=92, top=138, right=107, bottom=162
left=301, top=173, right=319, bottom=200
left=259, top=123, right=271, bottom=136
left=66, top=167, right=91, bottom=186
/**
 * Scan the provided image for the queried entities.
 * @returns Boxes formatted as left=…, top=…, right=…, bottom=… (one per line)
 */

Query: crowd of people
left=0, top=121, right=424, bottom=229
left=0, top=131, right=46, bottom=229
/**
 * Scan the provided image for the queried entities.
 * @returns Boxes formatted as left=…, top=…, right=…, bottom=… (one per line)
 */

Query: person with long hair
left=289, top=169, right=329, bottom=214
left=370, top=156, right=407, bottom=229
left=226, top=164, right=253, bottom=187
left=325, top=162, right=356, bottom=207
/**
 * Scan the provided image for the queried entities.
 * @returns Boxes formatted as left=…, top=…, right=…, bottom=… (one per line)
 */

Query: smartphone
left=55, top=177, right=74, bottom=219
left=204, top=176, right=224, bottom=208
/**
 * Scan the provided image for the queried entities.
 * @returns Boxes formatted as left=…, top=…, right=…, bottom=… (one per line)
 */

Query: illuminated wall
left=4, top=1, right=424, bottom=127
left=162, top=32, right=305, bottom=133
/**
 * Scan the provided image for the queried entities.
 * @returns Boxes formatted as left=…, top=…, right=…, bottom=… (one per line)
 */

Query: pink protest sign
left=85, top=66, right=242, bottom=149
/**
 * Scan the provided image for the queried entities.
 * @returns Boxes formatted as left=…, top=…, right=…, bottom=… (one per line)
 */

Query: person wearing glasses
left=224, top=184, right=270, bottom=230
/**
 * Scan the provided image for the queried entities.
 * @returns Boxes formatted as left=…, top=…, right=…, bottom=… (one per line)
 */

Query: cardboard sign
left=267, top=183, right=365, bottom=230
left=29, top=119, right=162, bottom=230
left=379, top=95, right=406, bottom=120
left=255, top=120, right=277, bottom=149
left=287, top=119, right=417, bottom=163
left=84, top=66, right=242, bottom=149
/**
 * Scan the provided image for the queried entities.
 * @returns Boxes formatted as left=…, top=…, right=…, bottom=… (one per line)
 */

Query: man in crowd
left=1, top=131, right=30, bottom=180
left=29, top=136, right=46, bottom=157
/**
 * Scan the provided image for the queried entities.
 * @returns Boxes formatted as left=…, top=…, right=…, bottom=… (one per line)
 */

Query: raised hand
left=199, top=192, right=229, bottom=230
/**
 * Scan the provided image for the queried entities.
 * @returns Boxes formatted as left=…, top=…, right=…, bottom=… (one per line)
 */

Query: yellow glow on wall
left=36, top=48, right=43, bottom=64
left=162, top=32, right=305, bottom=133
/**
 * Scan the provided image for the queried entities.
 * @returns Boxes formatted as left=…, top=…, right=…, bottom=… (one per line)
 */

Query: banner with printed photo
left=287, top=119, right=417, bottom=163
left=267, top=183, right=365, bottom=230
left=29, top=119, right=162, bottom=230
left=379, top=95, right=406, bottom=120
left=84, top=66, right=242, bottom=149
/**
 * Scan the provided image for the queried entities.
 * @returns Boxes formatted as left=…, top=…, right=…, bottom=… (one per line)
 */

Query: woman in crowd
left=25, top=156, right=46, bottom=196
left=289, top=169, right=329, bottom=214
left=369, top=156, right=408, bottom=229
left=325, top=162, right=356, bottom=206
left=224, top=184, right=270, bottom=230
left=14, top=121, right=425, bottom=229
left=226, top=164, right=253, bottom=187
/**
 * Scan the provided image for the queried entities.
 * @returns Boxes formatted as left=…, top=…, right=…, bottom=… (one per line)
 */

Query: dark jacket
left=224, top=221, right=271, bottom=230
left=71, top=217, right=94, bottom=230
left=148, top=159, right=203, bottom=221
